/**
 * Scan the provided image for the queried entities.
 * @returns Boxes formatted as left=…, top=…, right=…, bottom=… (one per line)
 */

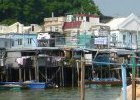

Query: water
left=0, top=86, right=121, bottom=100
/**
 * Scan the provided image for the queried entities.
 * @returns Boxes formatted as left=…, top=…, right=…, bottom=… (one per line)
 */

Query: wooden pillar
left=72, top=65, right=74, bottom=87
left=101, top=65, right=103, bottom=78
left=137, top=67, right=139, bottom=78
left=59, top=66, right=62, bottom=87
left=45, top=66, right=47, bottom=83
left=29, top=68, right=31, bottom=81
left=117, top=69, right=121, bottom=80
left=61, top=51, right=64, bottom=87
left=34, top=53, right=39, bottom=82
left=36, top=57, right=39, bottom=82
left=109, top=65, right=111, bottom=78
left=76, top=61, right=80, bottom=87
left=24, top=68, right=26, bottom=81
left=34, top=56, right=37, bottom=81
left=58, top=51, right=61, bottom=86
left=6, top=68, right=8, bottom=82
left=19, top=67, right=22, bottom=82
left=62, top=65, right=64, bottom=87
left=80, top=57, right=85, bottom=100
left=0, top=73, right=2, bottom=82
left=9, top=68, right=12, bottom=81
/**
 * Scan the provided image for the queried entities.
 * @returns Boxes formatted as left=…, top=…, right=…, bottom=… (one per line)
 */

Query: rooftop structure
left=44, top=16, right=65, bottom=33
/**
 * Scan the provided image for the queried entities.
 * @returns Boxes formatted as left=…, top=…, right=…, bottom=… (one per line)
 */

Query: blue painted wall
left=0, top=33, right=38, bottom=48
left=0, top=38, right=12, bottom=48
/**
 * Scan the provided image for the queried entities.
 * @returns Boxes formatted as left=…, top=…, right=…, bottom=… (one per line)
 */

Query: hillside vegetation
left=0, top=0, right=101, bottom=25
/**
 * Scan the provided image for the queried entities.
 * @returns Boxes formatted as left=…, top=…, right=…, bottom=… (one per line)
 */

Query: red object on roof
left=63, top=21, right=81, bottom=29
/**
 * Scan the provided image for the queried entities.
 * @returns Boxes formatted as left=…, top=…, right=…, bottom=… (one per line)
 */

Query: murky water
left=0, top=86, right=121, bottom=100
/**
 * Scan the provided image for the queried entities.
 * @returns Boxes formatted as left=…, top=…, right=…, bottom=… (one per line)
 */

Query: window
left=32, top=25, right=34, bottom=31
left=123, top=35, right=126, bottom=44
left=18, top=39, right=22, bottom=45
left=27, top=38, right=32, bottom=44
left=12, top=41, right=14, bottom=46
left=50, top=26, right=52, bottom=31
left=112, top=34, right=116, bottom=43
left=5, top=41, right=8, bottom=47
left=55, top=27, right=58, bottom=32
left=86, top=17, right=89, bottom=22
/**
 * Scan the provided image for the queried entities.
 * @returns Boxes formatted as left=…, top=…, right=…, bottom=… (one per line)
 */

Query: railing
left=37, top=36, right=139, bottom=50
left=55, top=36, right=95, bottom=49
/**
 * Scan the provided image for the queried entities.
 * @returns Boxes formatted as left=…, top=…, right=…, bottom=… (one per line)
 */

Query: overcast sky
left=93, top=0, right=140, bottom=17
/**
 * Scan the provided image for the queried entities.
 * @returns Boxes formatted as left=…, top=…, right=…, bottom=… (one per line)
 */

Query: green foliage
left=0, top=19, right=17, bottom=25
left=0, top=0, right=101, bottom=25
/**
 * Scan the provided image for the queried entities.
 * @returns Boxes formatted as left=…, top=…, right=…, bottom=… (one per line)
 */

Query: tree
left=0, top=0, right=101, bottom=25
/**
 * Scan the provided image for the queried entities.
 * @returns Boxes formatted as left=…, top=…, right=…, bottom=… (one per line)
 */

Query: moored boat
left=23, top=81, right=48, bottom=89
left=0, top=82, right=28, bottom=90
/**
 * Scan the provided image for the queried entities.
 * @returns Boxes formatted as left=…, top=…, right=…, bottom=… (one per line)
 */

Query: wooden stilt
left=9, top=68, right=12, bottom=81
left=24, top=68, right=26, bottom=81
left=45, top=66, right=47, bottom=83
left=0, top=73, right=2, bottom=81
left=80, top=57, right=85, bottom=100
left=91, top=64, right=94, bottom=80
left=19, top=67, right=22, bottom=82
left=6, top=68, right=8, bottom=82
left=34, top=56, right=37, bottom=81
left=59, top=66, right=62, bottom=87
left=76, top=61, right=80, bottom=87
left=36, top=59, right=39, bottom=82
left=101, top=65, right=102, bottom=78
left=29, top=68, right=31, bottom=81
left=137, top=67, right=139, bottom=78
left=118, top=69, right=121, bottom=80
left=35, top=52, right=39, bottom=82
left=109, top=65, right=111, bottom=78
left=62, top=65, right=64, bottom=87
left=72, top=65, right=74, bottom=88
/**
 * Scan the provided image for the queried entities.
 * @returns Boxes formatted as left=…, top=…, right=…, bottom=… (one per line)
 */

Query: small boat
left=0, top=82, right=27, bottom=90
left=85, top=78, right=123, bottom=87
left=0, top=81, right=58, bottom=89
left=23, top=81, right=48, bottom=89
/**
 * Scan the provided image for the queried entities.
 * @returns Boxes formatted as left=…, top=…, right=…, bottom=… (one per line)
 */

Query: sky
left=93, top=0, right=140, bottom=17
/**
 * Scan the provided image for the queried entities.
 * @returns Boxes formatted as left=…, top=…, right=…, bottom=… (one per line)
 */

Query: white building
left=0, top=22, right=42, bottom=34
left=44, top=16, right=65, bottom=32
left=63, top=14, right=100, bottom=35
left=106, top=13, right=140, bottom=49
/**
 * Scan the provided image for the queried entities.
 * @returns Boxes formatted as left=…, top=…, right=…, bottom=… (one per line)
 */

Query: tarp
left=93, top=54, right=115, bottom=66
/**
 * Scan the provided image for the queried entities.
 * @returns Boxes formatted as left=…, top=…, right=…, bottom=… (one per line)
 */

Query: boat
left=85, top=78, right=124, bottom=87
left=0, top=82, right=28, bottom=90
left=23, top=81, right=48, bottom=89
left=0, top=80, right=58, bottom=89
left=0, top=81, right=48, bottom=89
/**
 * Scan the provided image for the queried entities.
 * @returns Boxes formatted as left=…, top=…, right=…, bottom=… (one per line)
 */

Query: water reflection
left=0, top=87, right=121, bottom=100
